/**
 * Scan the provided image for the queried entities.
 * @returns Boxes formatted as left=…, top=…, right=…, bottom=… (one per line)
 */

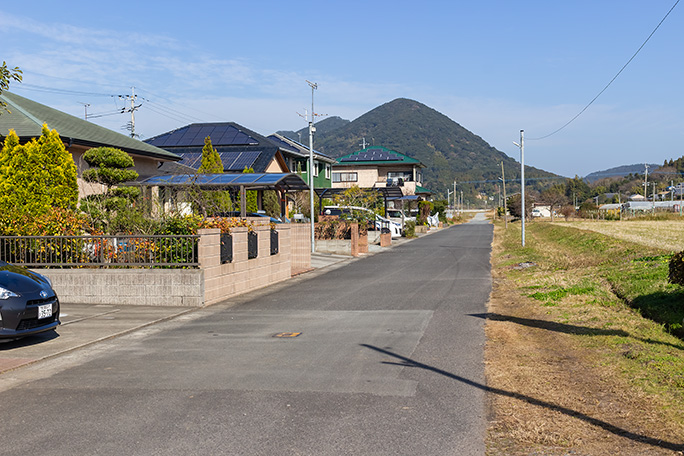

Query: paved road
left=0, top=219, right=493, bottom=456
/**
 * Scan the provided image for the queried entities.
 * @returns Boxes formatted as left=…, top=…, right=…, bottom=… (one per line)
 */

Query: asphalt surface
left=0, top=217, right=493, bottom=456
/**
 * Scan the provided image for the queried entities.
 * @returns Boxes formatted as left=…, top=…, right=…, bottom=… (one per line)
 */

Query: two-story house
left=332, top=146, right=430, bottom=200
left=267, top=133, right=335, bottom=189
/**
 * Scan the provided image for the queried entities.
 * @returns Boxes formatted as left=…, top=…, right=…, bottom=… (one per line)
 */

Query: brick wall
left=199, top=222, right=293, bottom=306
left=43, top=220, right=309, bottom=307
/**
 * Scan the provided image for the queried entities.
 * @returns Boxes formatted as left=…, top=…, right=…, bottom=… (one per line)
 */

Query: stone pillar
left=359, top=232, right=368, bottom=254
left=351, top=223, right=359, bottom=257
left=380, top=232, right=391, bottom=247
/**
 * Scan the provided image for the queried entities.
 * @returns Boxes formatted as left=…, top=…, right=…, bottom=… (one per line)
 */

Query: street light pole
left=513, top=130, right=524, bottom=246
left=306, top=80, right=318, bottom=253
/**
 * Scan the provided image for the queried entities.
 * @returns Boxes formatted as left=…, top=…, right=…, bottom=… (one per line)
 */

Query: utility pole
left=652, top=182, right=656, bottom=213
left=513, top=130, right=525, bottom=246
left=644, top=163, right=650, bottom=197
left=120, top=87, right=142, bottom=138
left=359, top=137, right=367, bottom=149
left=306, top=80, right=318, bottom=253
left=78, top=102, right=90, bottom=120
left=501, top=161, right=507, bottom=229
left=618, top=192, right=622, bottom=221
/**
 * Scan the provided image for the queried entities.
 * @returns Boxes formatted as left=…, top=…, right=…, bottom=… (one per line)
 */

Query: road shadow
left=469, top=312, right=684, bottom=351
left=0, top=330, right=60, bottom=351
left=360, top=344, right=684, bottom=452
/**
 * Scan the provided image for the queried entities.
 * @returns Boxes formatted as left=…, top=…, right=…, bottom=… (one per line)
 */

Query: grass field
left=486, top=220, right=684, bottom=455
left=550, top=218, right=684, bottom=252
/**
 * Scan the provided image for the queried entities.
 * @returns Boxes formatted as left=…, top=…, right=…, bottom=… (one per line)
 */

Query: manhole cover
left=272, top=332, right=302, bottom=338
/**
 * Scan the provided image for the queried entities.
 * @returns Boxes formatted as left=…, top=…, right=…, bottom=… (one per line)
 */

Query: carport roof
left=314, top=186, right=405, bottom=200
left=134, top=172, right=310, bottom=190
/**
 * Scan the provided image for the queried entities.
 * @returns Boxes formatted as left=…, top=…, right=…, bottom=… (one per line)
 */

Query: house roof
left=145, top=122, right=288, bottom=173
left=335, top=146, right=424, bottom=167
left=267, top=133, right=336, bottom=164
left=415, top=185, right=432, bottom=195
left=0, top=91, right=181, bottom=162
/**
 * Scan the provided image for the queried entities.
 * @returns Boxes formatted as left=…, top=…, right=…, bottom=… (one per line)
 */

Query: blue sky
left=1, top=0, right=682, bottom=178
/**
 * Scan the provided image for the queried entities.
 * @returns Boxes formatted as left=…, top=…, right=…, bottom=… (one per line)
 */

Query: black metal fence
left=270, top=230, right=279, bottom=255
left=247, top=231, right=258, bottom=259
left=0, top=235, right=199, bottom=268
left=220, top=234, right=233, bottom=264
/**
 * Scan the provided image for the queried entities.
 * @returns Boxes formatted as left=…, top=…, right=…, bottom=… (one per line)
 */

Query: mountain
left=305, top=98, right=558, bottom=197
left=277, top=116, right=350, bottom=144
left=584, top=164, right=657, bottom=183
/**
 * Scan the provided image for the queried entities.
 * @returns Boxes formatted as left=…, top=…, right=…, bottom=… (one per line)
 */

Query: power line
left=14, top=83, right=115, bottom=97
left=529, top=0, right=680, bottom=141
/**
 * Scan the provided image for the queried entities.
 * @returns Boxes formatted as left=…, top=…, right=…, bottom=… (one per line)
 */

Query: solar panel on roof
left=220, top=151, right=260, bottom=171
left=217, top=129, right=239, bottom=145
left=178, top=152, right=203, bottom=169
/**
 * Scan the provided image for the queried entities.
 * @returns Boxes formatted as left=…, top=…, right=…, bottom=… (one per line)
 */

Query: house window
left=332, top=172, right=358, bottom=183
left=313, top=162, right=320, bottom=177
left=325, top=164, right=331, bottom=179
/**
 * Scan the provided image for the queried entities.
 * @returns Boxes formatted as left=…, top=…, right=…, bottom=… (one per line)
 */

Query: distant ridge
left=585, top=163, right=657, bottom=183
left=277, top=116, right=350, bottom=143
left=299, top=98, right=558, bottom=196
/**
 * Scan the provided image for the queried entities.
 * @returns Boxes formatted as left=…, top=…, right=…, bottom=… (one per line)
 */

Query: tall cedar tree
left=0, top=126, right=78, bottom=218
left=199, top=136, right=223, bottom=173
left=242, top=167, right=258, bottom=213
left=195, top=136, right=232, bottom=216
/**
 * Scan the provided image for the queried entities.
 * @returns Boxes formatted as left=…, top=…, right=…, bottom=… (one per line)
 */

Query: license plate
left=38, top=304, right=52, bottom=320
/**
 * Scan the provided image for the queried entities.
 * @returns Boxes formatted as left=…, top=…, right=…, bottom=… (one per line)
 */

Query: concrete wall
left=45, top=269, right=203, bottom=307
left=43, top=221, right=309, bottom=307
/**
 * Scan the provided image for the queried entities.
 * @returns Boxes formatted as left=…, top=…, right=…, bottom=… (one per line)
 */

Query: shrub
left=668, top=251, right=684, bottom=287
left=0, top=127, right=78, bottom=219
left=403, top=220, right=416, bottom=238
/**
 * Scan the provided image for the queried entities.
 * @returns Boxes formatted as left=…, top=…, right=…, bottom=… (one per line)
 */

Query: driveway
left=0, top=220, right=493, bottom=455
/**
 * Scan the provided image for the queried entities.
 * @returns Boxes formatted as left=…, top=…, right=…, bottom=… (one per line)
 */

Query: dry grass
left=486, top=221, right=684, bottom=455
left=550, top=219, right=684, bottom=252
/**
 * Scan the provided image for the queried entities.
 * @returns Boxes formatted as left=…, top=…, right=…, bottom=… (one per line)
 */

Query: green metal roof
left=0, top=91, right=181, bottom=161
left=336, top=146, right=424, bottom=167
left=415, top=185, right=432, bottom=194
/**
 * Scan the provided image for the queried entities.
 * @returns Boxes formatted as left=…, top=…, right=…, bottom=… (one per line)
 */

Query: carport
left=134, top=172, right=310, bottom=218
left=314, top=187, right=405, bottom=216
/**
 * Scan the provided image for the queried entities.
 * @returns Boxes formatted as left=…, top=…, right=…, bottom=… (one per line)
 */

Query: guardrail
left=0, top=235, right=199, bottom=268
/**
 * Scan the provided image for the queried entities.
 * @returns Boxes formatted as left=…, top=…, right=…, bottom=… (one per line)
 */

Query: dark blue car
left=0, top=262, right=60, bottom=339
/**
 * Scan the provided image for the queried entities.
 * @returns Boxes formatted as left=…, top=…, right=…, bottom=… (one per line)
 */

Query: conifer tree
left=0, top=126, right=78, bottom=218
left=191, top=136, right=232, bottom=216
left=198, top=136, right=223, bottom=173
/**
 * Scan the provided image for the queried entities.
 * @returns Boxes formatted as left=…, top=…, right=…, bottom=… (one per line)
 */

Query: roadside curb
left=0, top=307, right=197, bottom=376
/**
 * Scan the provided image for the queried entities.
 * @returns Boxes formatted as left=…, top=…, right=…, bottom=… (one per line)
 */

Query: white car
left=385, top=209, right=416, bottom=229
left=374, top=214, right=403, bottom=238
left=322, top=206, right=403, bottom=238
